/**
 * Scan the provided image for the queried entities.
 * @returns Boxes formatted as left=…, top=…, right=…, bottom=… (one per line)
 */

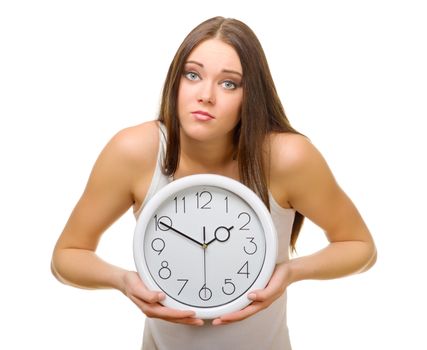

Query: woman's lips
left=191, top=110, right=215, bottom=121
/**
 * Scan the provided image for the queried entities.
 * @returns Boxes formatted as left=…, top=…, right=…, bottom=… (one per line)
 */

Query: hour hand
left=159, top=221, right=204, bottom=247
left=206, top=226, right=234, bottom=246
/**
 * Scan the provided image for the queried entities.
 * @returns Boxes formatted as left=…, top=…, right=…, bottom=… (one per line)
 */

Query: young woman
left=52, top=16, right=376, bottom=350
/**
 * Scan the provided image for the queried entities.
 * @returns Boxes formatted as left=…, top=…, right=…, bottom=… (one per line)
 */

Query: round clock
left=133, top=174, right=277, bottom=319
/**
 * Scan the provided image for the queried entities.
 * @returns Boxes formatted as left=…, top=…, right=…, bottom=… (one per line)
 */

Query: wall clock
left=134, top=174, right=277, bottom=319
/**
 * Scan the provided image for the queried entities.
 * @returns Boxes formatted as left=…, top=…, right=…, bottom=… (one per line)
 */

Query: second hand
left=203, top=226, right=207, bottom=296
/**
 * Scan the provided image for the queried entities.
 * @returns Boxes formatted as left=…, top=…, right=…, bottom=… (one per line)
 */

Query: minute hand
left=159, top=221, right=204, bottom=247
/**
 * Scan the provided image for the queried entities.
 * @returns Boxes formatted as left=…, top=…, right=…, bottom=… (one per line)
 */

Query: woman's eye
left=221, top=80, right=238, bottom=90
left=184, top=71, right=200, bottom=81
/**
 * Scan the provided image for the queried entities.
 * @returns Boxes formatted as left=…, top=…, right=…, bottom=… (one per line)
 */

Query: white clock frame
left=133, top=174, right=278, bottom=319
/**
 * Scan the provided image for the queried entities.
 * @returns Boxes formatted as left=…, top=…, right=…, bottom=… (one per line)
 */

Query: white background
left=1, top=0, right=426, bottom=349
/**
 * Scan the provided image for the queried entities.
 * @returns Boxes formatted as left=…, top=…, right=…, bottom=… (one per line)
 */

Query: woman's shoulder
left=106, top=120, right=160, bottom=163
left=111, top=120, right=159, bottom=149
left=268, top=131, right=335, bottom=207
left=90, top=121, right=161, bottom=184
left=269, top=132, right=323, bottom=175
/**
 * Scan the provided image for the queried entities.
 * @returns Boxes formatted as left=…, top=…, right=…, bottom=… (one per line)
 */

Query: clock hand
left=199, top=226, right=212, bottom=301
left=159, top=221, right=204, bottom=248
left=206, top=225, right=234, bottom=246
left=203, top=226, right=207, bottom=287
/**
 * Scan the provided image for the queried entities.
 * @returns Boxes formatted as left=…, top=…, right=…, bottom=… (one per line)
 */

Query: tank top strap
left=133, top=122, right=171, bottom=218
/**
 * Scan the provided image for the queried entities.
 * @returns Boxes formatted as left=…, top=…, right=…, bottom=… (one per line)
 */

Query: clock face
left=134, top=175, right=277, bottom=318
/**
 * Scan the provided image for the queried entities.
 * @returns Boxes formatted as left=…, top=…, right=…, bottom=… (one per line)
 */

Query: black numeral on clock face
left=243, top=237, right=257, bottom=255
left=221, top=278, right=236, bottom=295
left=196, top=191, right=212, bottom=209
left=154, top=215, right=172, bottom=231
left=158, top=261, right=172, bottom=280
left=237, top=261, right=250, bottom=278
left=173, top=196, right=186, bottom=213
left=177, top=279, right=189, bottom=295
left=151, top=238, right=165, bottom=255
left=199, top=284, right=212, bottom=301
left=238, top=212, right=251, bottom=230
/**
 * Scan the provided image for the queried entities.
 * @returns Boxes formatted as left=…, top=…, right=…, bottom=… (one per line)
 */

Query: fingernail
left=196, top=320, right=204, bottom=326
left=248, top=293, right=256, bottom=300
left=158, top=293, right=166, bottom=300
left=212, top=319, right=221, bottom=326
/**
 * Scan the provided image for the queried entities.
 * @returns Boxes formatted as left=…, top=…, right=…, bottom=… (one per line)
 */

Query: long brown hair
left=158, top=16, right=304, bottom=252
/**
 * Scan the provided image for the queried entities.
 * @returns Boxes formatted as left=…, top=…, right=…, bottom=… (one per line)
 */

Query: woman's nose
left=197, top=82, right=216, bottom=105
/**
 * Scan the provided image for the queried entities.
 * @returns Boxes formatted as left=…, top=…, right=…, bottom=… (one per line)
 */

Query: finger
left=145, top=304, right=204, bottom=326
left=131, top=296, right=197, bottom=319
left=164, top=316, right=204, bottom=326
left=212, top=302, right=262, bottom=325
left=126, top=276, right=166, bottom=304
left=247, top=276, right=285, bottom=302
left=247, top=288, right=276, bottom=303
left=143, top=291, right=166, bottom=304
left=130, top=288, right=165, bottom=304
left=150, top=305, right=196, bottom=320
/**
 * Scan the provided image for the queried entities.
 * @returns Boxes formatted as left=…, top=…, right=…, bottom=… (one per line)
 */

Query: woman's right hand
left=122, top=271, right=204, bottom=326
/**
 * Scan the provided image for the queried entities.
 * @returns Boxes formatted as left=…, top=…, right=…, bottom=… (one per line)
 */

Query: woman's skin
left=52, top=38, right=376, bottom=327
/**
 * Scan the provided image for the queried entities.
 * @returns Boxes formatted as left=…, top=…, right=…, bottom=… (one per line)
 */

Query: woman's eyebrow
left=222, top=69, right=242, bottom=77
left=185, top=60, right=242, bottom=77
left=186, top=60, right=204, bottom=68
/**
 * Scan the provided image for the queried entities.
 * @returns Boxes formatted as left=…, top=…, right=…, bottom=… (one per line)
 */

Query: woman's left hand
left=212, top=262, right=292, bottom=326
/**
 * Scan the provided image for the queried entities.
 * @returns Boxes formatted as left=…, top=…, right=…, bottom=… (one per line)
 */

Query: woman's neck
left=176, top=135, right=238, bottom=179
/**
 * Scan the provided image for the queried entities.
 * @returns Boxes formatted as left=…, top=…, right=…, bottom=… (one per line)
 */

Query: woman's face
left=177, top=38, right=243, bottom=143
